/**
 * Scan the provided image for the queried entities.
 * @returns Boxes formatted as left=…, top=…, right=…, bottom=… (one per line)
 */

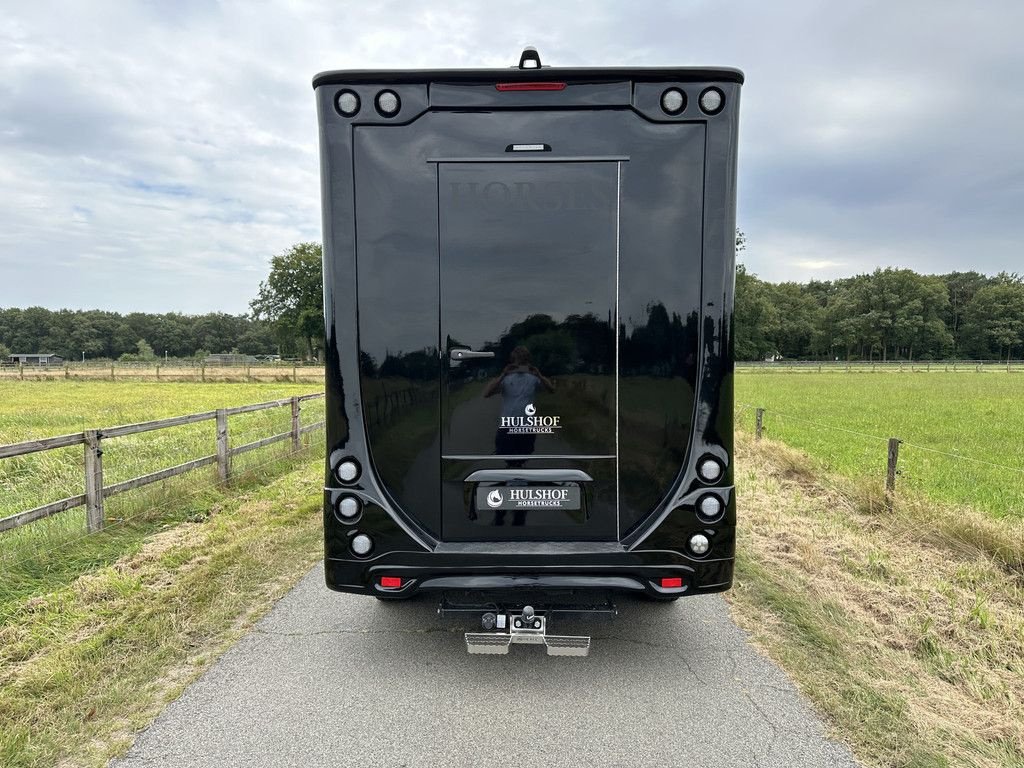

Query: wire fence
left=737, top=359, right=1024, bottom=374
left=737, top=402, right=1024, bottom=518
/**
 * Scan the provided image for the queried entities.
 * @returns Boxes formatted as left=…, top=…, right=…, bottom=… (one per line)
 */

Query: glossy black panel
left=439, top=161, right=617, bottom=458
left=616, top=125, right=704, bottom=533
left=317, top=65, right=741, bottom=597
left=352, top=128, right=441, bottom=537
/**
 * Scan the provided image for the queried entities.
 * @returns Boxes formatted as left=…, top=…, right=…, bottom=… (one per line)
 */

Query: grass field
left=0, top=381, right=325, bottom=622
left=734, top=372, right=1024, bottom=519
left=0, top=381, right=324, bottom=519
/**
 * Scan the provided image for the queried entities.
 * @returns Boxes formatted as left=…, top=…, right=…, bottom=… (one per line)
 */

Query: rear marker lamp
left=335, top=90, right=359, bottom=117
left=375, top=90, right=400, bottom=116
left=336, top=495, right=361, bottom=521
left=495, top=82, right=566, bottom=91
left=380, top=576, right=403, bottom=589
left=698, top=457, right=723, bottom=483
left=660, top=88, right=686, bottom=115
left=697, top=494, right=724, bottom=522
left=351, top=534, right=373, bottom=556
left=335, top=458, right=360, bottom=484
left=689, top=534, right=711, bottom=556
left=660, top=576, right=683, bottom=589
left=699, top=87, right=724, bottom=115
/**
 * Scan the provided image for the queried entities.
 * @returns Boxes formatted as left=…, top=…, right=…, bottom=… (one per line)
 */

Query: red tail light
left=660, top=577, right=683, bottom=589
left=495, top=82, right=567, bottom=92
left=380, top=576, right=403, bottom=588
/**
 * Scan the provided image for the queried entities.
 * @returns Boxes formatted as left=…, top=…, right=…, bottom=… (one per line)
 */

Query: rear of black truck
left=315, top=52, right=742, bottom=615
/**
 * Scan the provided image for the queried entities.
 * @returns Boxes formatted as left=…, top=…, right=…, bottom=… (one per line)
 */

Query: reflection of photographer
left=484, top=345, right=555, bottom=458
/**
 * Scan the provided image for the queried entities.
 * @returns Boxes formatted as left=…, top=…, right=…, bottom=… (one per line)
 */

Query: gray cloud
left=1, top=0, right=1022, bottom=313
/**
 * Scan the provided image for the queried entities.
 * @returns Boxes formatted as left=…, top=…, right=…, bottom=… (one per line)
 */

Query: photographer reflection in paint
left=484, top=345, right=555, bottom=460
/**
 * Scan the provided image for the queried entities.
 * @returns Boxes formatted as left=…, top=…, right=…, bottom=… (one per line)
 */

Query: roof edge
left=312, top=66, right=744, bottom=89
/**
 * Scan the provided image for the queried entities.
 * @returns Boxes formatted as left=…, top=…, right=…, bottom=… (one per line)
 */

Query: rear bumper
left=325, top=546, right=733, bottom=600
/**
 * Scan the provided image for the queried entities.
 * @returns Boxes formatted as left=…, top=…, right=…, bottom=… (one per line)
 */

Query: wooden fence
left=0, top=362, right=324, bottom=383
left=0, top=393, right=325, bottom=534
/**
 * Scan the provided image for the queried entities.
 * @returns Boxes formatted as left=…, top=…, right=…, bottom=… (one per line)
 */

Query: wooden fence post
left=156, top=365, right=160, bottom=381
left=755, top=408, right=764, bottom=441
left=886, top=438, right=901, bottom=511
left=216, top=409, right=230, bottom=483
left=290, top=396, right=301, bottom=451
left=201, top=364, right=206, bottom=383
left=84, top=429, right=105, bottom=532
left=292, top=363, right=297, bottom=383
left=19, top=363, right=24, bottom=380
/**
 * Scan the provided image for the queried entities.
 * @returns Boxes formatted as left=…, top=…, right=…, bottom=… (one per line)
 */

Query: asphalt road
left=112, top=566, right=858, bottom=768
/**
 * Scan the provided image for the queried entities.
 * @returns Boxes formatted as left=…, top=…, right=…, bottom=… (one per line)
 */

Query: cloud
left=1, top=0, right=1023, bottom=313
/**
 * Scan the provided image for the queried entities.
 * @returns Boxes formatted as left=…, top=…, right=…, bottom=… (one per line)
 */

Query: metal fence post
left=886, top=438, right=901, bottom=511
left=84, top=429, right=104, bottom=532
left=216, top=409, right=230, bottom=483
left=755, top=408, right=764, bottom=441
left=291, top=396, right=301, bottom=451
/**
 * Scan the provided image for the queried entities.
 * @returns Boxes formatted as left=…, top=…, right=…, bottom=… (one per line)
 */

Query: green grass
left=735, top=371, right=1024, bottom=518
left=729, top=435, right=1024, bottom=768
left=0, top=460, right=324, bottom=768
left=0, top=380, right=324, bottom=518
left=0, top=381, right=325, bottom=618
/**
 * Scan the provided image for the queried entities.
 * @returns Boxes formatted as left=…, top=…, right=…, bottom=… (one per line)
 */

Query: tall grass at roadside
left=728, top=433, right=1024, bottom=768
left=0, top=461, right=325, bottom=768
left=729, top=434, right=1024, bottom=768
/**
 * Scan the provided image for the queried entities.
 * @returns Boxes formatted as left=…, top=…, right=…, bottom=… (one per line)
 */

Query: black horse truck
left=314, top=49, right=742, bottom=655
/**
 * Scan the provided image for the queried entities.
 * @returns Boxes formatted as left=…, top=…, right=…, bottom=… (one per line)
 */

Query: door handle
left=449, top=348, right=495, bottom=361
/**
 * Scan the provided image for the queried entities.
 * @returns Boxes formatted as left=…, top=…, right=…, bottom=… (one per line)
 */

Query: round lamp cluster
left=699, top=87, right=724, bottom=115
left=660, top=87, right=686, bottom=115
left=335, top=89, right=401, bottom=119
left=688, top=533, right=710, bottom=556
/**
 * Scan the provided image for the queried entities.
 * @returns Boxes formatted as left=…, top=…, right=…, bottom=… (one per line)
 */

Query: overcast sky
left=2, top=1, right=1022, bottom=314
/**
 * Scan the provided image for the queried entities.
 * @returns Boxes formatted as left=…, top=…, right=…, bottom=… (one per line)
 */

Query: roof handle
left=517, top=47, right=542, bottom=69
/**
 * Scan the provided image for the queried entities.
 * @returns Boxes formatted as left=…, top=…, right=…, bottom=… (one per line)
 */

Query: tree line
left=0, top=308, right=279, bottom=362
left=736, top=265, right=1024, bottom=362
left=0, top=243, right=324, bottom=363
left=4, top=239, right=1023, bottom=364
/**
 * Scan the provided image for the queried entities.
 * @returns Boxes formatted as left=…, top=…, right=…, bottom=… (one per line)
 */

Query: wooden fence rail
left=0, top=393, right=325, bottom=535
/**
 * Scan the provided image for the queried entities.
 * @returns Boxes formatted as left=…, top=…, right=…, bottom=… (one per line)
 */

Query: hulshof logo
left=500, top=403, right=561, bottom=434
left=508, top=488, right=571, bottom=507
left=476, top=485, right=581, bottom=511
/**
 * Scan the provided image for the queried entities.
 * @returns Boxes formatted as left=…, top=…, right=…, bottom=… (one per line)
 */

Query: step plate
left=465, top=633, right=512, bottom=655
left=464, top=613, right=590, bottom=657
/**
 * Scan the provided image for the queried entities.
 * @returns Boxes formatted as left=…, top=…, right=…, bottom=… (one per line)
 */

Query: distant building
left=203, top=353, right=259, bottom=366
left=8, top=353, right=65, bottom=366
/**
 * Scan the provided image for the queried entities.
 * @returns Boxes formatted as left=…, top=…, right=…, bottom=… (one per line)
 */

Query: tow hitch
left=464, top=605, right=591, bottom=656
